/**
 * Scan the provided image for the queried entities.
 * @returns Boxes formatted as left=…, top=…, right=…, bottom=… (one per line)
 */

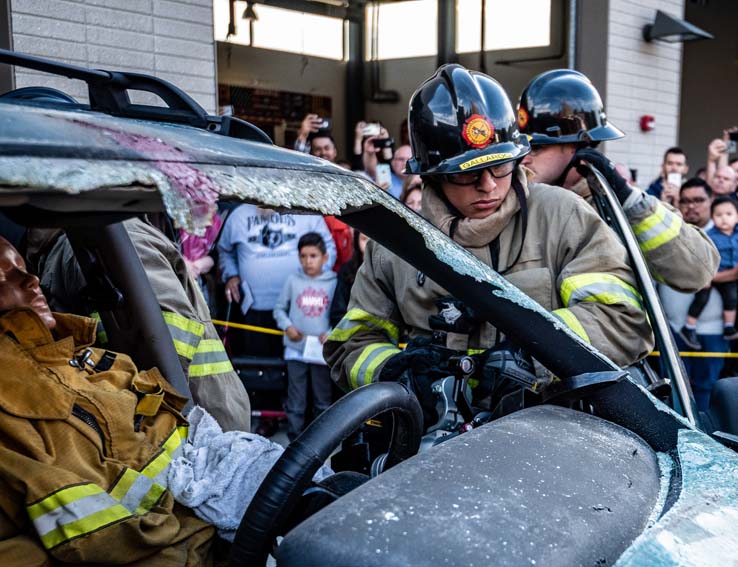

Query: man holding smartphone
left=706, top=128, right=738, bottom=199
left=361, top=125, right=402, bottom=197
left=646, top=147, right=689, bottom=206
left=294, top=113, right=337, bottom=163
left=518, top=69, right=718, bottom=295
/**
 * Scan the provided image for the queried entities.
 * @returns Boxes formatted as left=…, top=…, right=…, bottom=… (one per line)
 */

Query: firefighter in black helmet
left=518, top=70, right=623, bottom=146
left=325, top=64, right=652, bottom=425
left=518, top=69, right=622, bottom=188
left=518, top=69, right=718, bottom=295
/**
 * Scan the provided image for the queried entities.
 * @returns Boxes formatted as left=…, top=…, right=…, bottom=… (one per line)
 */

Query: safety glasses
left=442, top=161, right=515, bottom=186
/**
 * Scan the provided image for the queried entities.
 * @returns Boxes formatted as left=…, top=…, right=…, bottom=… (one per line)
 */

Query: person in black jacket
left=330, top=231, right=369, bottom=328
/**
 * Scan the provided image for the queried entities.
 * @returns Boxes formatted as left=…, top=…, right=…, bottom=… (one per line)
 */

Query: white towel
left=168, top=406, right=333, bottom=541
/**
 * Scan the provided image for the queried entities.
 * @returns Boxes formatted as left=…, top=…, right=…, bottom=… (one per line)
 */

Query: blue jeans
left=674, top=333, right=729, bottom=411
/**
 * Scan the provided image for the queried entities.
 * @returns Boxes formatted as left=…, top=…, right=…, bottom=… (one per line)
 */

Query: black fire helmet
left=517, top=69, right=624, bottom=146
left=405, top=64, right=530, bottom=176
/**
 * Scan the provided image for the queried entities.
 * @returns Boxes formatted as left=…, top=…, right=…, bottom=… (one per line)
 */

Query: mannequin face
left=0, top=237, right=56, bottom=329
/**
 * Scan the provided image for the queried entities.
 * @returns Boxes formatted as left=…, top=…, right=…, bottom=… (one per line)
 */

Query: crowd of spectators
left=648, top=129, right=738, bottom=410
left=178, top=113, right=738, bottom=434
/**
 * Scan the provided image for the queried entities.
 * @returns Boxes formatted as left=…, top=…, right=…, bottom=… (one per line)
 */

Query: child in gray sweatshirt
left=273, top=233, right=338, bottom=440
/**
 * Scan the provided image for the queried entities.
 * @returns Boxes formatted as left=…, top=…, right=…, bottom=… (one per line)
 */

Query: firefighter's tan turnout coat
left=35, top=218, right=251, bottom=432
left=570, top=178, right=719, bottom=293
left=0, top=309, right=214, bottom=565
left=325, top=180, right=654, bottom=392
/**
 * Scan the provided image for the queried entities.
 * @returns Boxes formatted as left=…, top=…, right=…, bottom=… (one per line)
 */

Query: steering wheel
left=228, top=381, right=423, bottom=567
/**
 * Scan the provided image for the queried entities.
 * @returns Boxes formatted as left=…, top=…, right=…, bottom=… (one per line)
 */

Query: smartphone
left=317, top=117, right=332, bottom=131
left=667, top=172, right=682, bottom=187
left=372, top=138, right=394, bottom=149
left=728, top=131, right=738, bottom=154
left=363, top=123, right=381, bottom=137
left=376, top=163, right=392, bottom=188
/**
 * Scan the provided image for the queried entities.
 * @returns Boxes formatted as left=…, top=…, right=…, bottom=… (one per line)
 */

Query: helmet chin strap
left=555, top=141, right=595, bottom=188
left=556, top=159, right=577, bottom=188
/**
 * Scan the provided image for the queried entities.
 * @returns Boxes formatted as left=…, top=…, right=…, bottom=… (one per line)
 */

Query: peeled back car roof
left=0, top=101, right=380, bottom=234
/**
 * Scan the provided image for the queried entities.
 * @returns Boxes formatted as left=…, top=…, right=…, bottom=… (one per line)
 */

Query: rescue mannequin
left=0, top=235, right=339, bottom=565
left=324, top=65, right=653, bottom=424
left=517, top=69, right=718, bottom=293
left=0, top=236, right=218, bottom=564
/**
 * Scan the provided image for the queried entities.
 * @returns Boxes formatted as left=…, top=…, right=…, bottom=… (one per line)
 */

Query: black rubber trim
left=661, top=448, right=682, bottom=517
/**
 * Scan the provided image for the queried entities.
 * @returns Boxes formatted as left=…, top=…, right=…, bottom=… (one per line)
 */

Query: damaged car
left=0, top=49, right=737, bottom=567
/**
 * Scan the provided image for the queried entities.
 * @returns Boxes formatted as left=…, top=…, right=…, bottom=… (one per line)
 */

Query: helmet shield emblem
left=517, top=107, right=529, bottom=129
left=462, top=114, right=494, bottom=149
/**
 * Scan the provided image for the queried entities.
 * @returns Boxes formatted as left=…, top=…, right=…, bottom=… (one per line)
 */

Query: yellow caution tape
left=212, top=319, right=284, bottom=336
left=649, top=351, right=738, bottom=359
left=211, top=322, right=738, bottom=359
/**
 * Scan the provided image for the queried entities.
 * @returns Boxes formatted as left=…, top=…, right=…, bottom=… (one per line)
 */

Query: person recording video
left=358, top=122, right=401, bottom=197
left=706, top=127, right=738, bottom=199
left=294, top=113, right=336, bottom=162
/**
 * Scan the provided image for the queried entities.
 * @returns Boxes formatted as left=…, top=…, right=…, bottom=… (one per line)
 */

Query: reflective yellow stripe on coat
left=189, top=339, right=234, bottom=378
left=349, top=343, right=401, bottom=390
left=27, top=426, right=187, bottom=550
left=552, top=308, right=591, bottom=343
left=329, top=308, right=400, bottom=344
left=560, top=273, right=643, bottom=311
left=632, top=204, right=682, bottom=252
left=162, top=311, right=205, bottom=360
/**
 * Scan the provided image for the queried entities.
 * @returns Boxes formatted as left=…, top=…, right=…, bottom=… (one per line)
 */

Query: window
left=365, top=0, right=437, bottom=60
left=253, top=5, right=344, bottom=60
left=214, top=1, right=251, bottom=46
left=213, top=0, right=345, bottom=61
left=456, top=0, right=551, bottom=53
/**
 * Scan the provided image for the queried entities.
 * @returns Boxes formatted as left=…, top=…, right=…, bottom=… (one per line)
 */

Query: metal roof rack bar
left=0, top=49, right=272, bottom=144
left=0, top=48, right=211, bottom=127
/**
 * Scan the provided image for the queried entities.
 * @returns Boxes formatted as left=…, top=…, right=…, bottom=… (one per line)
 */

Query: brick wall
left=604, top=0, right=684, bottom=186
left=9, top=0, right=217, bottom=113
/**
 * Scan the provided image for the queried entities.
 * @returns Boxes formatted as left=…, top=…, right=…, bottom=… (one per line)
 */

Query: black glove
left=573, top=147, right=633, bottom=205
left=473, top=341, right=547, bottom=399
left=428, top=296, right=481, bottom=334
left=379, top=339, right=455, bottom=428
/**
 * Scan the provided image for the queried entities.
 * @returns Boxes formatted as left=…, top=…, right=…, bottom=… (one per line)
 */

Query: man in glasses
left=325, top=65, right=652, bottom=424
left=679, top=178, right=713, bottom=229
left=518, top=70, right=718, bottom=295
